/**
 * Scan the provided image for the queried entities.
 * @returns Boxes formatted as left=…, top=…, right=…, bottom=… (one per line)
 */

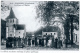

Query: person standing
left=37, top=39, right=39, bottom=46
left=55, top=38, right=58, bottom=48
left=58, top=38, right=62, bottom=48
left=24, top=37, right=27, bottom=46
left=48, top=38, right=52, bottom=47
left=16, top=38, right=18, bottom=48
left=28, top=38, right=31, bottom=46
left=62, top=37, right=66, bottom=48
left=39, top=38, right=42, bottom=46
left=52, top=36, right=54, bottom=48
left=22, top=37, right=25, bottom=45
left=44, top=38, right=46, bottom=47
left=32, top=39, right=34, bottom=46
left=18, top=36, right=21, bottom=48
left=65, top=39, right=67, bottom=48
left=46, top=36, right=49, bottom=47
left=41, top=38, right=44, bottom=47
left=35, top=37, right=37, bottom=46
left=14, top=37, right=17, bottom=48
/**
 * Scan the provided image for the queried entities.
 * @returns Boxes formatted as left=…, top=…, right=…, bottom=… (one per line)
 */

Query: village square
left=1, top=1, right=79, bottom=50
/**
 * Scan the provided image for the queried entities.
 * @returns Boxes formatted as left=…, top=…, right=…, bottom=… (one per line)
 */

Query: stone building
left=6, top=8, right=26, bottom=38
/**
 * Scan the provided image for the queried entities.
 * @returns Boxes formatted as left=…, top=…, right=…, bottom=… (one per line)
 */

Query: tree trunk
left=64, top=17, right=70, bottom=43
left=70, top=15, right=73, bottom=45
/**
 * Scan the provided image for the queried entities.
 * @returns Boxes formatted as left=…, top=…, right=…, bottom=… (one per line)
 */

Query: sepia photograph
left=1, top=1, right=79, bottom=50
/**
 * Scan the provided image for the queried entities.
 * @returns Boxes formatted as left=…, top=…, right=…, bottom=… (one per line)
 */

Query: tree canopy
left=36, top=1, right=79, bottom=25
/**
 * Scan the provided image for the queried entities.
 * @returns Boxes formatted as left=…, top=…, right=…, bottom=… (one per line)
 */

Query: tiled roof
left=13, top=24, right=25, bottom=30
left=6, top=8, right=16, bottom=19
left=43, top=26, right=59, bottom=32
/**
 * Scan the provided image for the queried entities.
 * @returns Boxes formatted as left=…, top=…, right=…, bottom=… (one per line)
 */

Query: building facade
left=6, top=8, right=26, bottom=38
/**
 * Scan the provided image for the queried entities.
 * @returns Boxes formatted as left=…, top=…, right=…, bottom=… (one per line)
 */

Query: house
left=14, top=24, right=26, bottom=38
left=6, top=8, right=26, bottom=38
left=42, top=26, right=64, bottom=40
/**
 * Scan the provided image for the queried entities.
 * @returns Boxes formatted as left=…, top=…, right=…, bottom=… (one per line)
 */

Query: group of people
left=6, top=36, right=68, bottom=49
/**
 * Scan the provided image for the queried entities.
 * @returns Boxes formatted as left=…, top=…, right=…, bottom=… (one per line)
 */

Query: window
left=7, top=19, right=9, bottom=22
left=54, top=33, right=55, bottom=35
left=13, top=19, right=14, bottom=23
left=51, top=33, right=52, bottom=35
left=10, top=19, right=12, bottom=23
left=46, top=33, right=47, bottom=35
left=10, top=34, right=12, bottom=37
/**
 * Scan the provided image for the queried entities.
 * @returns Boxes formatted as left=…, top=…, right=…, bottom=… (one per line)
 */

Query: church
left=6, top=8, right=26, bottom=38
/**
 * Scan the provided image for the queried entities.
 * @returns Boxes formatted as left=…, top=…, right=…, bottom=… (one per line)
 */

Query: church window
left=13, top=19, right=14, bottom=23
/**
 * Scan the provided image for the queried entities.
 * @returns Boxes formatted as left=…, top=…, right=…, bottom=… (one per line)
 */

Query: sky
left=1, top=1, right=69, bottom=33
left=1, top=1, right=42, bottom=32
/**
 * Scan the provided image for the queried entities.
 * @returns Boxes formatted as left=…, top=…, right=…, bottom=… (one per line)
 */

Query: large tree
left=36, top=1, right=56, bottom=26
left=63, top=1, right=79, bottom=45
left=36, top=1, right=79, bottom=45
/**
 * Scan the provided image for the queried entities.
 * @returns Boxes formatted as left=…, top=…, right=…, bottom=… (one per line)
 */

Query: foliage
left=36, top=1, right=79, bottom=44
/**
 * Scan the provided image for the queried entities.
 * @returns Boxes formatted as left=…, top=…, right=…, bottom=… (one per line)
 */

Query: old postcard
left=0, top=0, right=79, bottom=52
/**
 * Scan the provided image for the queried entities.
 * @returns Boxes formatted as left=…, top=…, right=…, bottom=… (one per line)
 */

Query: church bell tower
left=6, top=8, right=18, bottom=38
